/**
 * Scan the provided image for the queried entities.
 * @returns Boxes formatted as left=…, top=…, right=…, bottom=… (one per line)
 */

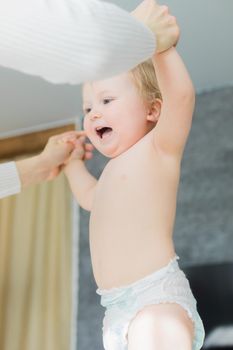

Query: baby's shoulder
left=107, top=130, right=181, bottom=175
left=125, top=131, right=182, bottom=176
left=109, top=131, right=156, bottom=169
left=118, top=130, right=155, bottom=162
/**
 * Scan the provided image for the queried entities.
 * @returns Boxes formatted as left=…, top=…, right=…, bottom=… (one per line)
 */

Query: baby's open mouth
left=95, top=126, right=113, bottom=139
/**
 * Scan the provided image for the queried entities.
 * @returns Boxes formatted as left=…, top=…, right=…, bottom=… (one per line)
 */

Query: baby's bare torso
left=90, top=130, right=180, bottom=289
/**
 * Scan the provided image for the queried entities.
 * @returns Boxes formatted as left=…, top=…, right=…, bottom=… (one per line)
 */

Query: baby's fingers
left=84, top=142, right=94, bottom=160
left=69, top=147, right=85, bottom=160
left=84, top=151, right=93, bottom=160
left=84, top=143, right=95, bottom=151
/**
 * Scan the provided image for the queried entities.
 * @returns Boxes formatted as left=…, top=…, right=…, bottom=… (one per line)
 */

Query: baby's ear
left=146, top=99, right=162, bottom=124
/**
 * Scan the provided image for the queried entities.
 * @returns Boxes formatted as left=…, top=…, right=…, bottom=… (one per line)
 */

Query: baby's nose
left=90, top=113, right=102, bottom=120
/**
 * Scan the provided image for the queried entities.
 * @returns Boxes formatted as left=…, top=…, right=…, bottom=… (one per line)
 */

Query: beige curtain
left=0, top=173, right=72, bottom=350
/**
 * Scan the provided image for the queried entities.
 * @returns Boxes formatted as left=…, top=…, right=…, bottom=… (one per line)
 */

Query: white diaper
left=96, top=255, right=205, bottom=350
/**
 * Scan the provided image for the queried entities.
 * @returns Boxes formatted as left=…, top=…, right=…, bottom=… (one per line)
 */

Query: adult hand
left=15, top=130, right=93, bottom=189
left=131, top=0, right=180, bottom=53
left=39, top=130, right=88, bottom=180
left=62, top=134, right=94, bottom=163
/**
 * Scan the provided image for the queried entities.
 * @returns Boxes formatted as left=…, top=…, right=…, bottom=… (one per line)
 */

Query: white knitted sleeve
left=0, top=162, right=21, bottom=199
left=0, top=0, right=156, bottom=84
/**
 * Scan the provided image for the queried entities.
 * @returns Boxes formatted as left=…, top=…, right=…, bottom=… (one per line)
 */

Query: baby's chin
left=95, top=147, right=123, bottom=159
left=88, top=132, right=146, bottom=159
left=95, top=142, right=136, bottom=159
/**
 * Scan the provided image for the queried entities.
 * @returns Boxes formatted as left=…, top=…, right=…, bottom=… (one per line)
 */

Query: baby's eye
left=103, top=98, right=113, bottom=105
left=84, top=107, right=91, bottom=114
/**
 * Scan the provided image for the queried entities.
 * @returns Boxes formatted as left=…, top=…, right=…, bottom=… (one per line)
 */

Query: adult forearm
left=0, top=131, right=78, bottom=199
left=15, top=155, right=51, bottom=189
left=0, top=0, right=155, bottom=84
left=0, top=162, right=21, bottom=199
left=0, top=157, right=45, bottom=199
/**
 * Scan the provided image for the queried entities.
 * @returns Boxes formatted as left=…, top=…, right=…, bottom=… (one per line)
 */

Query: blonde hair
left=130, top=59, right=162, bottom=105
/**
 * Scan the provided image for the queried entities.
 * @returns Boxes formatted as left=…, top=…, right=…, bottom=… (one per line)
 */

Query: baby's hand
left=60, top=131, right=94, bottom=163
left=69, top=136, right=94, bottom=162
left=132, top=0, right=180, bottom=53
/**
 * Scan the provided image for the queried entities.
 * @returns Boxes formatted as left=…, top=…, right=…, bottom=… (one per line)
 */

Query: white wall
left=110, top=0, right=233, bottom=92
left=170, top=0, right=233, bottom=91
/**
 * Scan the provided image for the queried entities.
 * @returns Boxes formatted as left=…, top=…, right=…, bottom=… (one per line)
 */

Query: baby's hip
left=97, top=255, right=196, bottom=310
left=98, top=257, right=205, bottom=350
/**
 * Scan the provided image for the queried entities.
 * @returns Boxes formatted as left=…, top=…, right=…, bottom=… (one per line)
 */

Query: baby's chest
left=93, top=137, right=169, bottom=207
left=94, top=157, right=161, bottom=206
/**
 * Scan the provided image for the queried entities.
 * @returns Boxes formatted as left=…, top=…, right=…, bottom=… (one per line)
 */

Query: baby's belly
left=89, top=212, right=175, bottom=289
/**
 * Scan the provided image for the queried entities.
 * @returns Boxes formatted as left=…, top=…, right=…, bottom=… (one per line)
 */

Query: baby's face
left=82, top=72, right=153, bottom=158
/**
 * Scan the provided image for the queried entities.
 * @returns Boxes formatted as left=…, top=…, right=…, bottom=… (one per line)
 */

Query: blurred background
left=0, top=1, right=233, bottom=350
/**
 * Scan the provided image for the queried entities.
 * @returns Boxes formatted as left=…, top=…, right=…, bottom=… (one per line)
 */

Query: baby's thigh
left=127, top=303, right=194, bottom=350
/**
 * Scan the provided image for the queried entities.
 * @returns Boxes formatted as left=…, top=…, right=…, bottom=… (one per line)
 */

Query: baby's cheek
left=83, top=122, right=93, bottom=141
left=83, top=118, right=89, bottom=133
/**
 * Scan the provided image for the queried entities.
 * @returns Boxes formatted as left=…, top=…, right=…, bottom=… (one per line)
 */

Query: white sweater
left=0, top=0, right=156, bottom=199
left=0, top=162, right=21, bottom=199
left=0, top=0, right=155, bottom=84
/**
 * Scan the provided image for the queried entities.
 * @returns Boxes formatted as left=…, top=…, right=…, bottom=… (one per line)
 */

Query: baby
left=64, top=4, right=205, bottom=350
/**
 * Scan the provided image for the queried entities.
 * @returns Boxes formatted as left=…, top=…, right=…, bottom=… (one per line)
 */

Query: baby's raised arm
left=63, top=134, right=97, bottom=211
left=152, top=8, right=195, bottom=158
